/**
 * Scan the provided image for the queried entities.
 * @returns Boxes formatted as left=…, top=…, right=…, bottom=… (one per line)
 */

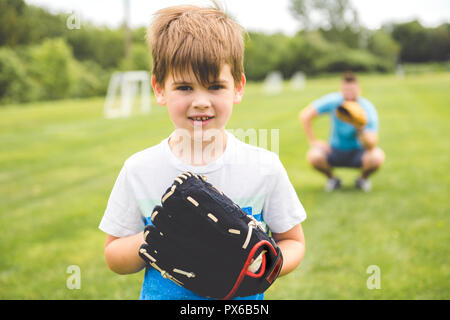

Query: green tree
left=289, top=0, right=359, bottom=32
left=119, top=43, right=152, bottom=71
left=66, top=26, right=125, bottom=69
left=0, top=0, right=67, bottom=47
left=277, top=31, right=331, bottom=76
left=28, top=38, right=74, bottom=100
left=391, top=20, right=429, bottom=62
left=0, top=47, right=34, bottom=104
left=315, top=44, right=389, bottom=73
left=368, top=29, right=400, bottom=64
left=69, top=59, right=108, bottom=98
left=244, top=32, right=289, bottom=80
left=427, top=23, right=450, bottom=61
left=0, top=0, right=27, bottom=46
left=22, top=5, right=67, bottom=44
left=289, top=0, right=363, bottom=49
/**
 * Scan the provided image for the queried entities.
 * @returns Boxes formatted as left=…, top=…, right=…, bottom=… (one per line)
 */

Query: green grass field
left=0, top=73, right=449, bottom=299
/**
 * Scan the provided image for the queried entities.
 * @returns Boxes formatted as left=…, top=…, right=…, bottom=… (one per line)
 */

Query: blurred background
left=0, top=0, right=449, bottom=299
left=0, top=0, right=449, bottom=103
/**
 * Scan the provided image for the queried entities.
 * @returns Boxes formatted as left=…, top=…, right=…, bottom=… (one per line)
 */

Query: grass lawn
left=0, top=72, right=449, bottom=299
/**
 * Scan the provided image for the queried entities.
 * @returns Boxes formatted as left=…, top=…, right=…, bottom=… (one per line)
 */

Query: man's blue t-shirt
left=312, top=92, right=378, bottom=150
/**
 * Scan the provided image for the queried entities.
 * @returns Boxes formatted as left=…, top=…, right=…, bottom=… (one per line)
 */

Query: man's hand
left=357, top=130, right=378, bottom=150
left=311, top=140, right=331, bottom=154
left=299, top=105, right=331, bottom=154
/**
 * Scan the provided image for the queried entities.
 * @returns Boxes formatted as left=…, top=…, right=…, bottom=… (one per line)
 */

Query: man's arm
left=299, top=104, right=331, bottom=153
left=272, top=224, right=305, bottom=277
left=299, top=104, right=318, bottom=144
left=104, top=232, right=146, bottom=275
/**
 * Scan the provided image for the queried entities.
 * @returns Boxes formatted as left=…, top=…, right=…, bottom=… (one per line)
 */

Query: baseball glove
left=336, top=101, right=367, bottom=129
left=138, top=172, right=283, bottom=300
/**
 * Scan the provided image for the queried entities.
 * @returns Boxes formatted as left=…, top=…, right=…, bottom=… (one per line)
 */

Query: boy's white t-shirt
left=99, top=130, right=306, bottom=300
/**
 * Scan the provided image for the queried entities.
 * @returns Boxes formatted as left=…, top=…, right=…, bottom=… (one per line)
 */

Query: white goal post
left=104, top=71, right=151, bottom=118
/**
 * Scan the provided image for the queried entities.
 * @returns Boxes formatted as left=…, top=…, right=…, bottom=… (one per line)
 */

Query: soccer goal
left=262, top=71, right=283, bottom=95
left=104, top=71, right=151, bottom=118
left=290, top=71, right=306, bottom=90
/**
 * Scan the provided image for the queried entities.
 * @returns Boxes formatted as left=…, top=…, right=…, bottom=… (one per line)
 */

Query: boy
left=299, top=72, right=385, bottom=192
left=99, top=4, right=306, bottom=300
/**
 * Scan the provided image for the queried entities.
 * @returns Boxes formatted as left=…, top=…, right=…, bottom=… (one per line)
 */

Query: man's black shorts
left=327, top=148, right=365, bottom=168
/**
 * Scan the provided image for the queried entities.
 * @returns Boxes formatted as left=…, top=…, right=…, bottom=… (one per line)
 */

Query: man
left=299, top=72, right=385, bottom=192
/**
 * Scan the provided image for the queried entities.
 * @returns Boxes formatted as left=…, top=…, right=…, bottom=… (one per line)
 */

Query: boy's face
left=152, top=64, right=245, bottom=137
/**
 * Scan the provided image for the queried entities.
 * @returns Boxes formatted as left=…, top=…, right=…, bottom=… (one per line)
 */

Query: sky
left=25, top=0, right=450, bottom=35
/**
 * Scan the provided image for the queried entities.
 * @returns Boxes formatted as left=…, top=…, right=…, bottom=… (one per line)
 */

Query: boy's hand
left=138, top=172, right=283, bottom=300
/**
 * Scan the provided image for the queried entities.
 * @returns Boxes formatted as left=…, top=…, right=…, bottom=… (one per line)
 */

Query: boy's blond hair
left=147, top=4, right=244, bottom=87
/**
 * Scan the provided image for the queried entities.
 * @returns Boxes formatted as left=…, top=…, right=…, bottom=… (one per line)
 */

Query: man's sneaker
left=325, top=177, right=342, bottom=192
left=355, top=177, right=372, bottom=192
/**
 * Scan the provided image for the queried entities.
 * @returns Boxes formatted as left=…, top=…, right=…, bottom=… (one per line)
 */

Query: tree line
left=0, top=0, right=448, bottom=104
